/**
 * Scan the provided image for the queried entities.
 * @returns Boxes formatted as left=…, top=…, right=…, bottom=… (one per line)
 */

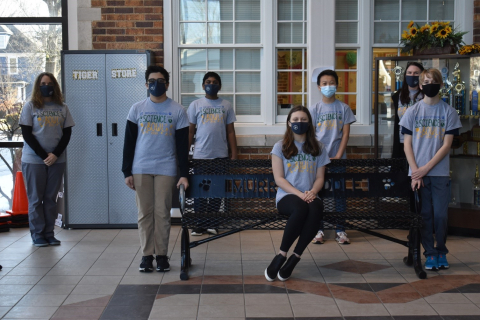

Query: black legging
left=278, top=195, right=323, bottom=256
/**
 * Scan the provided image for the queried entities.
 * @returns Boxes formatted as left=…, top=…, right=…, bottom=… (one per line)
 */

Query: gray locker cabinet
left=62, top=50, right=153, bottom=227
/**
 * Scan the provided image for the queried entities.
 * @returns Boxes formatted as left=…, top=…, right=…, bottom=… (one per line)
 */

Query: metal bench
left=178, top=158, right=425, bottom=281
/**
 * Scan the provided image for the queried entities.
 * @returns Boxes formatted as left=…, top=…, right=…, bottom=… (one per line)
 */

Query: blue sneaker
left=425, top=255, right=438, bottom=270
left=438, top=254, right=449, bottom=269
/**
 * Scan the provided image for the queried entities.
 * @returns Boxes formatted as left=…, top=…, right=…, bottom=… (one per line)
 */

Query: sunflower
left=420, top=24, right=430, bottom=33
left=409, top=27, right=418, bottom=37
left=436, top=29, right=448, bottom=39
left=443, top=26, right=452, bottom=34
left=407, top=20, right=414, bottom=28
left=430, top=24, right=439, bottom=34
left=401, top=30, right=411, bottom=40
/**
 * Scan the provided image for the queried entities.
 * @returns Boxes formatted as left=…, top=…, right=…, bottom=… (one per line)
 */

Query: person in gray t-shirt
left=187, top=72, right=238, bottom=236
left=309, top=69, right=356, bottom=245
left=265, top=106, right=330, bottom=282
left=400, top=68, right=461, bottom=271
left=19, top=72, right=75, bottom=247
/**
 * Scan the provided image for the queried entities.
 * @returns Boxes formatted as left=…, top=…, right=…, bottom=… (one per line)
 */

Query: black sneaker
left=32, top=238, right=49, bottom=247
left=156, top=255, right=170, bottom=272
left=46, top=237, right=61, bottom=246
left=264, top=254, right=286, bottom=282
left=139, top=255, right=154, bottom=272
left=191, top=228, right=205, bottom=236
left=278, top=254, right=301, bottom=281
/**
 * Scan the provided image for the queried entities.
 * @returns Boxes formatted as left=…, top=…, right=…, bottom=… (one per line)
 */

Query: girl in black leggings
left=265, top=106, right=330, bottom=281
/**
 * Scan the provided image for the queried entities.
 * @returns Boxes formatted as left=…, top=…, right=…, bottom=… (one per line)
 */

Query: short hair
left=317, top=69, right=338, bottom=86
left=145, top=65, right=169, bottom=83
left=202, top=72, right=222, bottom=87
left=420, top=68, right=443, bottom=85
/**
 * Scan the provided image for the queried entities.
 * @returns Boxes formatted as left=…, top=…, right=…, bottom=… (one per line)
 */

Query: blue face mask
left=204, top=84, right=220, bottom=96
left=149, top=80, right=167, bottom=97
left=40, top=85, right=54, bottom=97
left=290, top=121, right=309, bottom=135
left=406, top=75, right=419, bottom=87
left=321, top=85, right=336, bottom=98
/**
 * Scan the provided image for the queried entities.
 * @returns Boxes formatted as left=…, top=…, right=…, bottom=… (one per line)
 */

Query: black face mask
left=290, top=122, right=309, bottom=135
left=422, top=83, right=441, bottom=98
left=405, top=76, right=419, bottom=87
left=40, top=85, right=54, bottom=97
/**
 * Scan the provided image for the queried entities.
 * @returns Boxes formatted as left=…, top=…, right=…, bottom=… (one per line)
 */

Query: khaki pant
left=133, top=174, right=176, bottom=256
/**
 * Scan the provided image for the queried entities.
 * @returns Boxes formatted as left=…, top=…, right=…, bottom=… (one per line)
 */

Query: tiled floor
left=1, top=227, right=480, bottom=319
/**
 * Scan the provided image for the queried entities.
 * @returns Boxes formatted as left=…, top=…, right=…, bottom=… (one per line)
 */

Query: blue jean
left=419, top=176, right=450, bottom=257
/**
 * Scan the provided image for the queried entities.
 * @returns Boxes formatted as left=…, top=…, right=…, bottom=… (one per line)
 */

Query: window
left=9, top=57, right=17, bottom=74
left=179, top=0, right=262, bottom=120
left=0, top=35, right=6, bottom=49
left=276, top=0, right=307, bottom=118
left=335, top=0, right=358, bottom=115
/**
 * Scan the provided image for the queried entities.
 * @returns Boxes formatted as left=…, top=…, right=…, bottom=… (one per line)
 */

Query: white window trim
left=9, top=57, right=18, bottom=74
left=164, top=0, right=473, bottom=136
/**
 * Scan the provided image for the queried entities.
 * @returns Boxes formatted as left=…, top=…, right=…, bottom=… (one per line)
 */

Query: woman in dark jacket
left=392, top=62, right=424, bottom=158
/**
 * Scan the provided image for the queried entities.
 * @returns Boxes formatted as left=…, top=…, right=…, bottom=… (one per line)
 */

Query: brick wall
left=90, top=0, right=164, bottom=66
left=237, top=146, right=374, bottom=160
left=475, top=1, right=480, bottom=42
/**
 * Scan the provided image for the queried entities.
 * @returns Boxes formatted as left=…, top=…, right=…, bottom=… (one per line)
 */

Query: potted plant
left=400, top=21, right=468, bottom=55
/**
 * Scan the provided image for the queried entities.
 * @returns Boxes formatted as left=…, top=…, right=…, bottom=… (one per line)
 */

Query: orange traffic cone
left=7, top=171, right=28, bottom=216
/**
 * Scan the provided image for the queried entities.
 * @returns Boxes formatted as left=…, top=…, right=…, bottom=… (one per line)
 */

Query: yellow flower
left=436, top=29, right=448, bottom=39
left=407, top=20, right=414, bottom=28
left=444, top=26, right=452, bottom=34
left=402, top=30, right=411, bottom=40
left=430, top=24, right=439, bottom=34
left=409, top=27, right=418, bottom=37
left=420, top=24, right=430, bottom=33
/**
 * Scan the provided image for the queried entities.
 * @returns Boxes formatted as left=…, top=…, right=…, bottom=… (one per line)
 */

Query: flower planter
left=413, top=45, right=456, bottom=55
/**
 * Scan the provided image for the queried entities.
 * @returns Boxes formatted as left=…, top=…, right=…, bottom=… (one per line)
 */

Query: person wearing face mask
left=187, top=72, right=238, bottom=236
left=265, top=106, right=330, bottom=281
left=309, top=69, right=356, bottom=245
left=122, top=65, right=190, bottom=273
left=392, top=62, right=424, bottom=158
left=19, top=72, right=75, bottom=247
left=399, top=68, right=461, bottom=271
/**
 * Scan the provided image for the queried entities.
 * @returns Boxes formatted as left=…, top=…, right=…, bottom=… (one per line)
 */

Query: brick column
left=90, top=0, right=164, bottom=66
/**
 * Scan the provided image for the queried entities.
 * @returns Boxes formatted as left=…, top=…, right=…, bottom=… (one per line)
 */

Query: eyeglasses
left=147, top=78, right=166, bottom=84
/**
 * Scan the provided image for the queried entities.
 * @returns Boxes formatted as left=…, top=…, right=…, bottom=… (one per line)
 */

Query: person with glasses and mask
left=265, top=106, right=330, bottom=282
left=392, top=62, right=424, bottom=158
left=187, top=72, right=238, bottom=236
left=399, top=68, right=461, bottom=271
left=309, top=69, right=356, bottom=245
left=122, top=65, right=189, bottom=273
left=20, top=72, right=75, bottom=247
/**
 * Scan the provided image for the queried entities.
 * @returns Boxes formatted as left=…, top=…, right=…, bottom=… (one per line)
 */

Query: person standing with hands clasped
left=399, top=68, right=461, bottom=271
left=309, top=70, right=356, bottom=245
left=188, top=72, right=237, bottom=236
left=122, top=66, right=189, bottom=273
left=20, top=72, right=75, bottom=247
left=265, top=106, right=330, bottom=282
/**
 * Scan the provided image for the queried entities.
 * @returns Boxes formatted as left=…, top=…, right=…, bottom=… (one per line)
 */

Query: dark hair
left=145, top=65, right=169, bottom=83
left=30, top=72, right=64, bottom=108
left=317, top=69, right=338, bottom=86
left=202, top=72, right=222, bottom=87
left=399, top=62, right=424, bottom=105
left=282, top=106, right=321, bottom=159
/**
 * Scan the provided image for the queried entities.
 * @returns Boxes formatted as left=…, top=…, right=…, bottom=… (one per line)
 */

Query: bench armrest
left=179, top=184, right=185, bottom=214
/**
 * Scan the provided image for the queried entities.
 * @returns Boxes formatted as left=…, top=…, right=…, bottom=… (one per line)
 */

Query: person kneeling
left=265, top=106, right=330, bottom=281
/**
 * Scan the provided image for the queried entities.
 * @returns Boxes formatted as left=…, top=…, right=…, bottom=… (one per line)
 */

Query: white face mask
left=321, top=86, right=336, bottom=98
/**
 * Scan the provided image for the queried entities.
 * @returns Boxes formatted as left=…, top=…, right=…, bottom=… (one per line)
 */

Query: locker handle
left=97, top=123, right=102, bottom=136
left=112, top=123, right=118, bottom=136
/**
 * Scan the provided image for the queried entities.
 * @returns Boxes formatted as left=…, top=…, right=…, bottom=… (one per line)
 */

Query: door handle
left=112, top=123, right=118, bottom=136
left=97, top=123, right=102, bottom=136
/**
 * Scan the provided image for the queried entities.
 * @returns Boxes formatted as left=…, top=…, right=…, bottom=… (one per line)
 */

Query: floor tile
left=51, top=306, right=105, bottom=319
left=17, top=294, right=68, bottom=307
left=70, top=284, right=118, bottom=295
left=245, top=304, right=294, bottom=318
left=199, top=293, right=243, bottom=305
left=27, top=284, right=76, bottom=295
left=244, top=293, right=289, bottom=305
left=100, top=305, right=152, bottom=319
left=291, top=303, right=342, bottom=317
left=149, top=305, right=198, bottom=318
left=197, top=305, right=245, bottom=318
left=430, top=303, right=480, bottom=315
left=4, top=306, right=58, bottom=319
left=0, top=295, right=23, bottom=307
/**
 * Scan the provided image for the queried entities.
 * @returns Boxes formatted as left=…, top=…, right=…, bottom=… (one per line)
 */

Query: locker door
left=64, top=54, right=109, bottom=225
left=106, top=53, right=148, bottom=224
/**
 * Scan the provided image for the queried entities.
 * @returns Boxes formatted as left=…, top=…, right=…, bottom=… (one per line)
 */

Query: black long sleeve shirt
left=20, top=125, right=72, bottom=160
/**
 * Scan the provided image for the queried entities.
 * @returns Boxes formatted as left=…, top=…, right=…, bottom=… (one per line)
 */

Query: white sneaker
left=312, top=231, right=325, bottom=244
left=335, top=231, right=350, bottom=245
left=206, top=228, right=218, bottom=235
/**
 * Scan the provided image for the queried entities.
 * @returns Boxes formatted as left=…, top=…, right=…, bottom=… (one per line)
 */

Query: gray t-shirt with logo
left=309, top=100, right=356, bottom=158
left=187, top=97, right=236, bottom=159
left=19, top=101, right=75, bottom=164
left=127, top=97, right=189, bottom=176
left=398, top=91, right=423, bottom=143
left=271, top=140, right=331, bottom=205
left=399, top=100, right=461, bottom=177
